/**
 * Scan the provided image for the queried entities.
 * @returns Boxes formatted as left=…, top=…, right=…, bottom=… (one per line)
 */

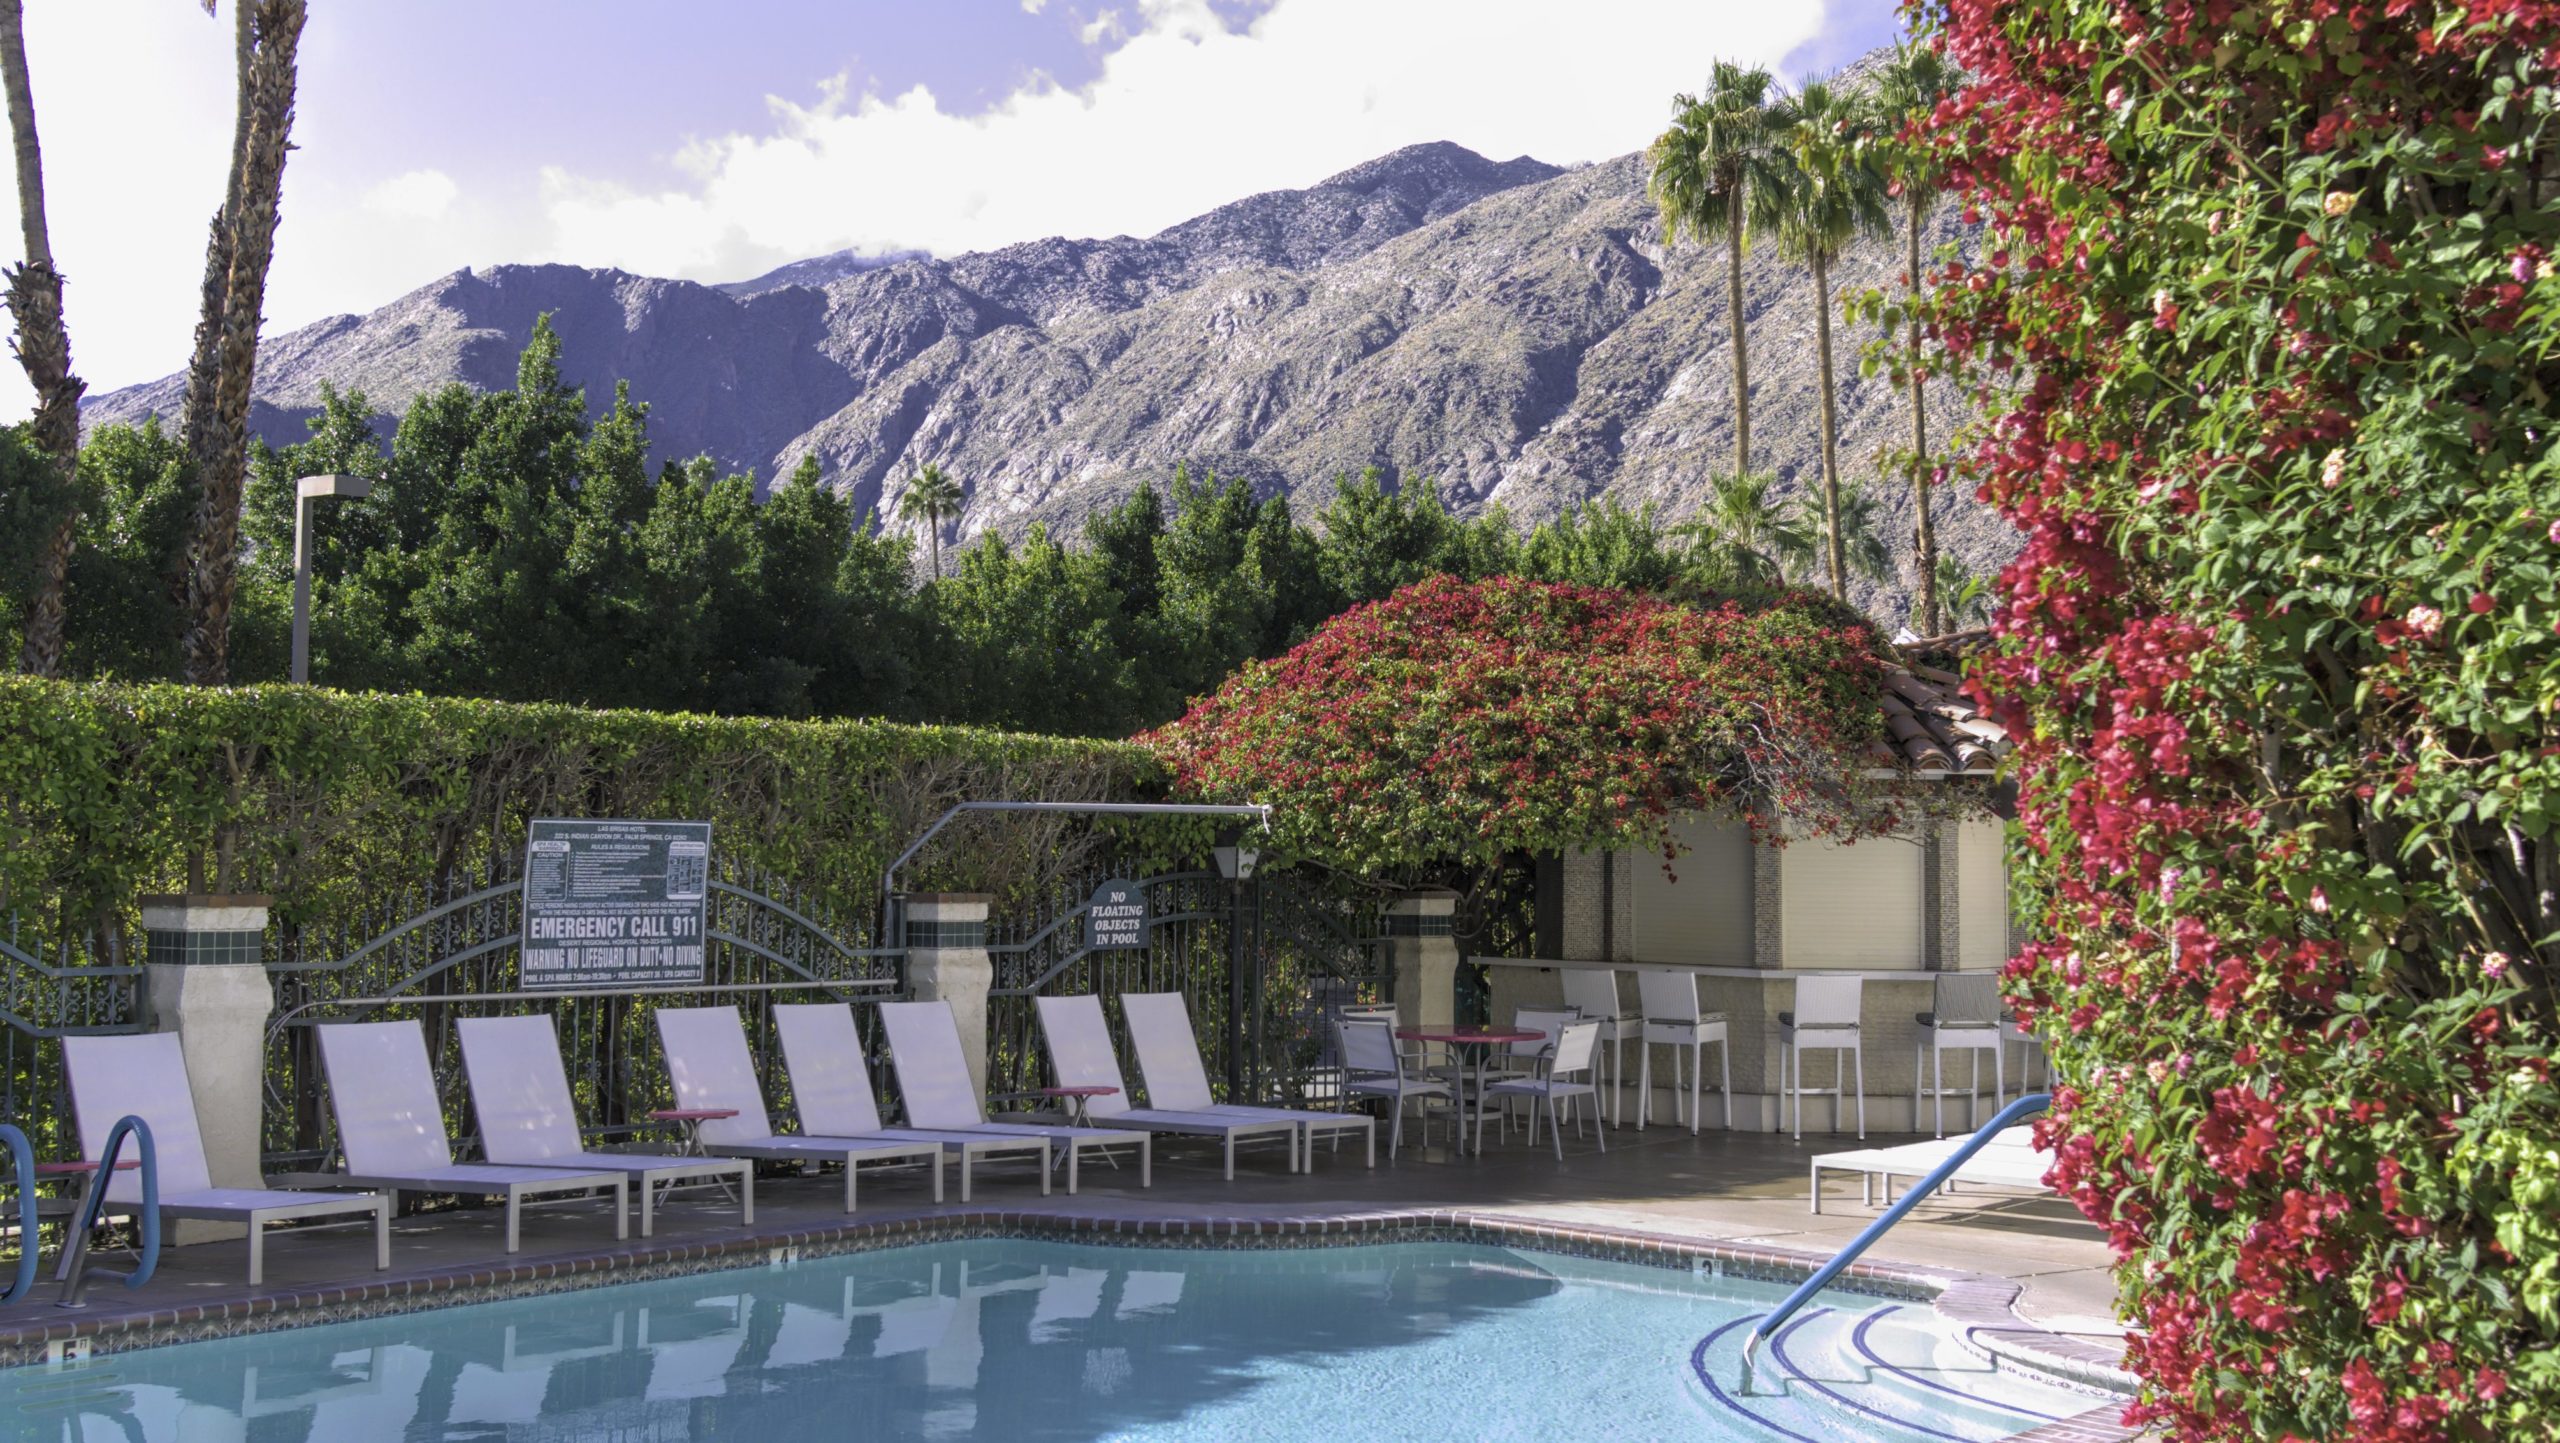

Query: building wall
left=1780, top=832, right=1929, bottom=970
left=1628, top=818, right=1754, bottom=966
left=1955, top=816, right=2014, bottom=969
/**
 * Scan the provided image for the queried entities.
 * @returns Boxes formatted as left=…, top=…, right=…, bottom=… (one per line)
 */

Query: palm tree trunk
left=1, top=0, right=85, bottom=678
left=1905, top=193, right=1938, bottom=635
left=929, top=514, right=943, bottom=582
left=182, top=0, right=305, bottom=687
left=1812, top=250, right=1844, bottom=599
left=177, top=0, right=255, bottom=476
left=1726, top=198, right=1750, bottom=476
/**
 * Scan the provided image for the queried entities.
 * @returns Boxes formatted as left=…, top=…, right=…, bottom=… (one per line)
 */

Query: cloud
left=363, top=169, right=459, bottom=220
left=534, top=0, right=1829, bottom=286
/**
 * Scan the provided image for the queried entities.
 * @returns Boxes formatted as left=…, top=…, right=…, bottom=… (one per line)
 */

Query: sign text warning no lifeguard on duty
left=521, top=819, right=713, bottom=990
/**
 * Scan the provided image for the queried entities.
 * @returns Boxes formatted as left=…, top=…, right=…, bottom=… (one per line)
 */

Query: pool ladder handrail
left=1741, top=1091, right=2052, bottom=1377
left=0, top=1125, right=35, bottom=1304
left=55, top=1114, right=160, bottom=1308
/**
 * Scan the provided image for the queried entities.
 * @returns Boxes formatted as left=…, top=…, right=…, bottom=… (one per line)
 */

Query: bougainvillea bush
left=1900, top=1, right=2560, bottom=1436
left=1143, top=575, right=1898, bottom=872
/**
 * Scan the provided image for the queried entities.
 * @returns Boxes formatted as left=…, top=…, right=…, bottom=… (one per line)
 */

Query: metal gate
left=0, top=916, right=144, bottom=1156
left=262, top=854, right=902, bottom=1168
left=983, top=866, right=1393, bottom=1107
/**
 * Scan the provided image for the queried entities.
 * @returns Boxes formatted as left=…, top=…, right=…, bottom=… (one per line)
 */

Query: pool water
left=0, top=1240, right=2103, bottom=1441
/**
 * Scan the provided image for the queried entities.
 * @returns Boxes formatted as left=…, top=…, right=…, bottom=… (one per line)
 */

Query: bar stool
left=1559, top=968, right=1641, bottom=1126
left=1778, top=975, right=1864, bottom=1140
left=1913, top=973, right=2004, bottom=1138
left=1635, top=968, right=1731, bottom=1133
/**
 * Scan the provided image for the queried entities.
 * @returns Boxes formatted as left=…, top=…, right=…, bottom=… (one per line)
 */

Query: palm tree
left=1647, top=62, right=1784, bottom=478
left=1831, top=475, right=1896, bottom=590
left=898, top=463, right=963, bottom=581
left=179, top=0, right=307, bottom=685
left=1688, top=470, right=1813, bottom=586
left=1873, top=41, right=1958, bottom=634
left=0, top=0, right=84, bottom=677
left=1934, top=553, right=1995, bottom=629
left=1760, top=76, right=1891, bottom=601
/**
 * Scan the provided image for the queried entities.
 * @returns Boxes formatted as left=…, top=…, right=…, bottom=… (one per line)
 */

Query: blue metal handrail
left=1742, top=1091, right=2052, bottom=1375
left=0, top=1125, right=35, bottom=1304
left=56, top=1114, right=159, bottom=1307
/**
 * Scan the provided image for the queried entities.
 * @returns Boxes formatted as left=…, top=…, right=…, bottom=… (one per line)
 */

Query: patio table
left=649, top=1108, right=743, bottom=1201
left=1033, top=1085, right=1118, bottom=1129
left=1396, top=1027, right=1542, bottom=1155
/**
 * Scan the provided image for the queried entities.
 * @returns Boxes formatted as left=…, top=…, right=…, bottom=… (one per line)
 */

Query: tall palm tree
left=1760, top=76, right=1891, bottom=601
left=898, top=463, right=963, bottom=581
left=179, top=0, right=306, bottom=686
left=1873, top=40, right=1958, bottom=633
left=1688, top=470, right=1813, bottom=586
left=0, top=0, right=84, bottom=677
left=1832, top=475, right=1896, bottom=589
left=1647, top=62, right=1784, bottom=478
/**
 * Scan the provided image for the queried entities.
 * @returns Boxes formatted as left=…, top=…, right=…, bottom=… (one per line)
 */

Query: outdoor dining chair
left=316, top=1018, right=630, bottom=1249
left=64, top=1032, right=393, bottom=1286
left=1777, top=975, right=1866, bottom=1141
left=1334, top=1017, right=1452, bottom=1159
left=1913, top=973, right=2005, bottom=1138
left=1476, top=1019, right=1607, bottom=1159
left=1636, top=967, right=1732, bottom=1133
left=1558, top=967, right=1641, bottom=1125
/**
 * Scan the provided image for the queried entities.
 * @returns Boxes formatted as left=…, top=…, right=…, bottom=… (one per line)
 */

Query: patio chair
left=1559, top=967, right=1642, bottom=1125
left=1336, top=1017, right=1452, bottom=1159
left=1913, top=973, right=2005, bottom=1138
left=1636, top=967, right=1732, bottom=1134
left=1481, top=1006, right=1579, bottom=1132
left=316, top=1019, right=631, bottom=1250
left=1476, top=1020, right=1607, bottom=1159
left=1778, top=975, right=1866, bottom=1141
left=877, top=1000, right=1148, bottom=1193
left=1121, top=991, right=1376, bottom=1168
left=655, top=1006, right=948, bottom=1208
left=1034, top=994, right=1298, bottom=1179
left=63, top=1032, right=392, bottom=1287
left=771, top=1002, right=1050, bottom=1203
left=456, top=1014, right=754, bottom=1235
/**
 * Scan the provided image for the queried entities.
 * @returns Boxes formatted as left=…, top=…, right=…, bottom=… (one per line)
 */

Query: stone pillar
left=141, top=894, right=275, bottom=1243
left=1386, top=893, right=1459, bottom=1032
left=903, top=893, right=994, bottom=1100
left=1926, top=819, right=1963, bottom=970
left=1750, top=839, right=1785, bottom=969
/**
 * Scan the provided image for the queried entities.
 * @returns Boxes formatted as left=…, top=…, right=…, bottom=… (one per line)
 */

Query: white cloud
left=0, top=0, right=1829, bottom=415
left=535, top=0, right=1827, bottom=286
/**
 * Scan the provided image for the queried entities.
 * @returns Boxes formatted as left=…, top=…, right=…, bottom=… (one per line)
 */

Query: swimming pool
left=0, top=1239, right=2103, bottom=1441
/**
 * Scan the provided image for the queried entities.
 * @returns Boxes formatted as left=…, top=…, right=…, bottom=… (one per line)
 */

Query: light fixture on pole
left=1210, top=827, right=1261, bottom=882
left=291, top=473, right=372, bottom=685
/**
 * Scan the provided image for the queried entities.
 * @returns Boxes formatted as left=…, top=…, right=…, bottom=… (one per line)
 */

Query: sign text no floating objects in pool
left=1085, top=878, right=1149, bottom=950
left=521, top=819, right=713, bottom=990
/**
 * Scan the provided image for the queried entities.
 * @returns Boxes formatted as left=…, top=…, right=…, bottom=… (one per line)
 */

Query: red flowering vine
left=1903, top=0, right=2560, bottom=1436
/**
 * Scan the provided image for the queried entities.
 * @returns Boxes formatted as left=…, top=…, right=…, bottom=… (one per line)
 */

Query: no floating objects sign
left=1085, top=878, right=1148, bottom=951
left=521, top=819, right=712, bottom=990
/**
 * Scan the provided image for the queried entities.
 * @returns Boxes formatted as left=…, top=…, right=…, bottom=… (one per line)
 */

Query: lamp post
left=1212, top=829, right=1261, bottom=1099
left=291, top=473, right=371, bottom=685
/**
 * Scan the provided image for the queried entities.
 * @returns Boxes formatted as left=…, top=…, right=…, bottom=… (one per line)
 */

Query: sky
left=3, top=0, right=1903, bottom=414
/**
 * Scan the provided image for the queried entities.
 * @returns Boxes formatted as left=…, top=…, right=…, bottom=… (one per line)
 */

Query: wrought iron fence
left=985, top=864, right=1393, bottom=1108
left=0, top=915, right=146, bottom=1158
left=262, top=854, right=903, bottom=1169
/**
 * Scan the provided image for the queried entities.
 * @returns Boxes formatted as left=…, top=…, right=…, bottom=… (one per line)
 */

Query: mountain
left=82, top=139, right=2011, bottom=622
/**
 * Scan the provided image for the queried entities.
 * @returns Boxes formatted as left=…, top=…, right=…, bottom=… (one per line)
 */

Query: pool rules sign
left=1085, top=878, right=1148, bottom=950
left=521, top=819, right=712, bottom=989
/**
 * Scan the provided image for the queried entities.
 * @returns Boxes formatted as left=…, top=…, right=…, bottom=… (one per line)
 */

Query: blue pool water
left=0, top=1240, right=2104, bottom=1441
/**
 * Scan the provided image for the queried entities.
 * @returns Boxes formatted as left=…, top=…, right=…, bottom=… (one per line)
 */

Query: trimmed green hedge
left=0, top=677, right=1162, bottom=949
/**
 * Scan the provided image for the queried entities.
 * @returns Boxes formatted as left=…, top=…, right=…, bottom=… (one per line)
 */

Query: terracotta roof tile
left=1879, top=648, right=2008, bottom=773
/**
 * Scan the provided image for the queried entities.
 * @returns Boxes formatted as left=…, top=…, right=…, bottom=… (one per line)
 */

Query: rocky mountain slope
left=85, top=140, right=2012, bottom=622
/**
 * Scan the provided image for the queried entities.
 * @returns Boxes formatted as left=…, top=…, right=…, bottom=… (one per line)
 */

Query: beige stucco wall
left=1955, top=816, right=2015, bottom=969
left=1628, top=817, right=1754, bottom=967
left=1780, top=832, right=1929, bottom=970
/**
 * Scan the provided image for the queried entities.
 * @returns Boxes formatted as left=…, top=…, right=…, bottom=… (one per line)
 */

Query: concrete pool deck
left=0, top=1121, right=2140, bottom=1438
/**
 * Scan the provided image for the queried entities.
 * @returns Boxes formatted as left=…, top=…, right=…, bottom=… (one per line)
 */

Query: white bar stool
left=1913, top=972, right=2004, bottom=1138
left=1559, top=968, right=1641, bottom=1126
left=1634, top=968, right=1731, bottom=1133
left=1778, top=975, right=1864, bottom=1140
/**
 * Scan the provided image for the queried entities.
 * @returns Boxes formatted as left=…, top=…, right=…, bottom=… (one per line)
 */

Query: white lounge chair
left=1121, top=992, right=1375, bottom=1168
left=63, top=1032, right=392, bottom=1287
left=772, top=1002, right=1050, bottom=1203
left=1034, top=994, right=1298, bottom=1179
left=456, top=1014, right=754, bottom=1235
left=1477, top=1019, right=1607, bottom=1159
left=316, top=1020, right=631, bottom=1251
left=877, top=1000, right=1147, bottom=1193
left=654, top=1005, right=946, bottom=1209
left=1808, top=1126, right=2053, bottom=1214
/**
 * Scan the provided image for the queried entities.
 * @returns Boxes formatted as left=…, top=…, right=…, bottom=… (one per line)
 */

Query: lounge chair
left=876, top=1000, right=1148, bottom=1193
left=316, top=1019, right=631, bottom=1250
left=455, top=1014, right=753, bottom=1235
left=1121, top=992, right=1375, bottom=1168
left=771, top=1002, right=1050, bottom=1203
left=1034, top=993, right=1298, bottom=1178
left=63, top=1032, right=392, bottom=1286
left=654, top=1005, right=946, bottom=1209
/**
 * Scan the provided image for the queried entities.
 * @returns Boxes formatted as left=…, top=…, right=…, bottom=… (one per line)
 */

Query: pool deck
left=1, top=1119, right=2142, bottom=1438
